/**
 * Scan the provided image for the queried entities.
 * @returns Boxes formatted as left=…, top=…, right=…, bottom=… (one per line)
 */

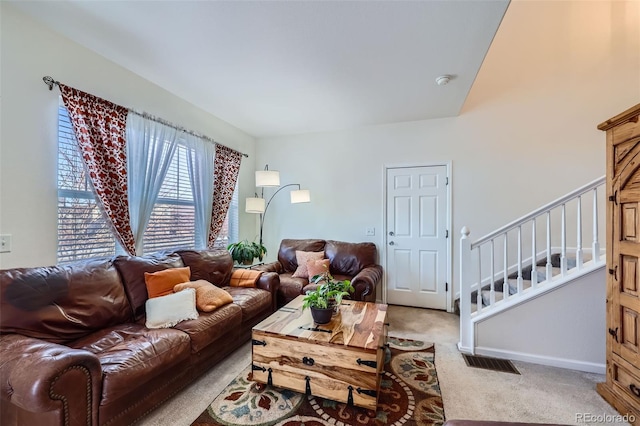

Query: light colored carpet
left=138, top=305, right=626, bottom=426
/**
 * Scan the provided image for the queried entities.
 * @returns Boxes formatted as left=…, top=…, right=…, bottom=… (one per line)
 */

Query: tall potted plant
left=226, top=240, right=267, bottom=265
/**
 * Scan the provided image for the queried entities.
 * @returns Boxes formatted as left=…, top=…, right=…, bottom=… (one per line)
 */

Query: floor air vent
left=462, top=354, right=520, bottom=374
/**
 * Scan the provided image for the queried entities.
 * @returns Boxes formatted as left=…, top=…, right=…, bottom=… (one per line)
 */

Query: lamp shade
left=245, top=197, right=266, bottom=213
left=256, top=170, right=280, bottom=187
left=290, top=189, right=311, bottom=204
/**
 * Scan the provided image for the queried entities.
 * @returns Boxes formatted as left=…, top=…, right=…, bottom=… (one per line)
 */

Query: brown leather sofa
left=255, top=239, right=382, bottom=306
left=0, top=249, right=279, bottom=426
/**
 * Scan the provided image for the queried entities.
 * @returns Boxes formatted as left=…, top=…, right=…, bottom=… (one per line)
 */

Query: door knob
left=389, top=241, right=395, bottom=246
left=389, top=231, right=395, bottom=236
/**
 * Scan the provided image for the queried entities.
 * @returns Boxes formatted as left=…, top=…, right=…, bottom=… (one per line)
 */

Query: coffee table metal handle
left=357, top=358, right=378, bottom=369
left=303, top=356, right=315, bottom=366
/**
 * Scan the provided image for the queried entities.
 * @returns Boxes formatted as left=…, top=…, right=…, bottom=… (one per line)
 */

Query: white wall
left=0, top=4, right=257, bottom=268
left=255, top=1, right=640, bottom=302
left=475, top=267, right=607, bottom=373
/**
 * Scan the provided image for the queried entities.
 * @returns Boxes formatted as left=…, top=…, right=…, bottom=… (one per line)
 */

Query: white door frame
left=381, top=162, right=453, bottom=312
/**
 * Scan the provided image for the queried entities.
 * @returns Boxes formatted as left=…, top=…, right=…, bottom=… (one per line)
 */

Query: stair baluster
left=592, top=187, right=600, bottom=263
left=489, top=239, right=495, bottom=306
left=576, top=195, right=583, bottom=270
left=561, top=203, right=567, bottom=276
left=503, top=233, right=509, bottom=300
left=531, top=219, right=538, bottom=288
left=517, top=226, right=523, bottom=294
left=546, top=212, right=553, bottom=281
left=476, top=248, right=482, bottom=312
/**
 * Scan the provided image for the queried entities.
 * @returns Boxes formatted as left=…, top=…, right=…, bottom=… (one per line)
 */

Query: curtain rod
left=42, top=76, right=249, bottom=158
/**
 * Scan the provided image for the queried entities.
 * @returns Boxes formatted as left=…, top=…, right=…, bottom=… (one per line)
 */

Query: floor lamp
left=245, top=165, right=311, bottom=247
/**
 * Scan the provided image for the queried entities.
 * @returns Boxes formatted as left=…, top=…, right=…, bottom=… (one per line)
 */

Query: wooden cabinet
left=598, top=103, right=640, bottom=423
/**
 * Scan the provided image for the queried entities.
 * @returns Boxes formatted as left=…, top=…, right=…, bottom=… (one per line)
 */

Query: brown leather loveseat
left=0, top=249, right=279, bottom=426
left=255, top=239, right=382, bottom=306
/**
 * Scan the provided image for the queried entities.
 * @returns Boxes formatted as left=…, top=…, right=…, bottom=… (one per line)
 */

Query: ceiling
left=11, top=0, right=509, bottom=138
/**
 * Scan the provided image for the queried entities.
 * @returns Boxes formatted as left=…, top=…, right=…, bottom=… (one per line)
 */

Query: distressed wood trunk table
left=251, top=295, right=388, bottom=410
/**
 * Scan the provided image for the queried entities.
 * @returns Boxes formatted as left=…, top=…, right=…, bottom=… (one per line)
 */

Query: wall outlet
left=0, top=234, right=11, bottom=253
left=365, top=227, right=375, bottom=236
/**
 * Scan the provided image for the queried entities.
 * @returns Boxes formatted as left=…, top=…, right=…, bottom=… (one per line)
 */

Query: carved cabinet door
left=609, top=115, right=640, bottom=371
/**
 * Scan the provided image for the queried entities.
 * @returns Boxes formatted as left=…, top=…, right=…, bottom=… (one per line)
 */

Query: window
left=57, top=105, right=116, bottom=262
left=57, top=105, right=238, bottom=262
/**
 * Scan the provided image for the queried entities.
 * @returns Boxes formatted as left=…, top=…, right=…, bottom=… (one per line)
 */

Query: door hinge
left=609, top=190, right=618, bottom=205
left=445, top=230, right=449, bottom=238
left=445, top=282, right=449, bottom=292
left=445, top=177, right=449, bottom=185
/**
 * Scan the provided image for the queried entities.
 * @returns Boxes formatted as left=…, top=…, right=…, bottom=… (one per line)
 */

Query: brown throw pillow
left=291, top=251, right=324, bottom=278
left=230, top=269, right=263, bottom=288
left=144, top=266, right=191, bottom=298
left=174, top=280, right=233, bottom=312
left=307, top=258, right=330, bottom=281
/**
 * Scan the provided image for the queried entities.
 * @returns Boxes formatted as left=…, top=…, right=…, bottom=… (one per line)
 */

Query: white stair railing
left=458, top=176, right=606, bottom=354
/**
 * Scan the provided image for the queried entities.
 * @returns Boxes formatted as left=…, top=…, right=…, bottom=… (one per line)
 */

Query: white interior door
left=386, top=165, right=449, bottom=310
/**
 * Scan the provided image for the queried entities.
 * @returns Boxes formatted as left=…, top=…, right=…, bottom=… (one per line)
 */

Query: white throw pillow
left=145, top=288, right=198, bottom=329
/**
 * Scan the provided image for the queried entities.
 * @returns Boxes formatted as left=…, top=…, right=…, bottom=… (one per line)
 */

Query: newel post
left=458, top=226, right=474, bottom=354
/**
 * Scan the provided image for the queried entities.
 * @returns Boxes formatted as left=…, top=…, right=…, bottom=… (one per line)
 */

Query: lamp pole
left=258, top=183, right=302, bottom=246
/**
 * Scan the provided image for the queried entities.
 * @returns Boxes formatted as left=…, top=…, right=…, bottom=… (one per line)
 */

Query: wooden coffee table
left=251, top=295, right=388, bottom=410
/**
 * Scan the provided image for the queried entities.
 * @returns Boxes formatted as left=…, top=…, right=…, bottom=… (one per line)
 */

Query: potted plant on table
left=226, top=240, right=267, bottom=265
left=309, top=266, right=355, bottom=310
left=302, top=283, right=352, bottom=325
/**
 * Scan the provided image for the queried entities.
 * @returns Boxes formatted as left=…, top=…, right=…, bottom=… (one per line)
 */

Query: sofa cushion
left=325, top=240, right=377, bottom=276
left=68, top=323, right=191, bottom=406
left=114, top=253, right=185, bottom=321
left=144, top=266, right=191, bottom=298
left=277, top=239, right=326, bottom=273
left=291, top=250, right=324, bottom=278
left=172, top=303, right=242, bottom=353
left=307, top=258, right=331, bottom=281
left=145, top=288, right=199, bottom=329
left=229, top=269, right=262, bottom=288
left=0, top=258, right=131, bottom=344
left=177, top=250, right=233, bottom=285
left=174, top=280, right=233, bottom=312
left=223, top=286, right=272, bottom=323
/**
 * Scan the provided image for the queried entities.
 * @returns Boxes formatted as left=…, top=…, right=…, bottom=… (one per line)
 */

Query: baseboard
left=457, top=342, right=473, bottom=354
left=474, top=346, right=605, bottom=374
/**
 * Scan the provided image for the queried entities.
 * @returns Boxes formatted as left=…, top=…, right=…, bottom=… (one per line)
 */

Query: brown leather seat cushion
left=276, top=273, right=307, bottom=301
left=173, top=303, right=242, bottom=353
left=68, top=324, right=191, bottom=405
left=224, top=287, right=272, bottom=323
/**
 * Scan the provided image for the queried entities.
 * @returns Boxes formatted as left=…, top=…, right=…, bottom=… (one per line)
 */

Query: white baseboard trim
left=457, top=342, right=474, bottom=354
left=474, top=346, right=605, bottom=375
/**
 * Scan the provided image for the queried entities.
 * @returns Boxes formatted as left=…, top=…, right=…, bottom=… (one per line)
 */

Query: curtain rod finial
left=42, top=76, right=58, bottom=91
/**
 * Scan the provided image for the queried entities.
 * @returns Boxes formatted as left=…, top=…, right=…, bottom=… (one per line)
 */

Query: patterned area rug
left=192, top=337, right=445, bottom=426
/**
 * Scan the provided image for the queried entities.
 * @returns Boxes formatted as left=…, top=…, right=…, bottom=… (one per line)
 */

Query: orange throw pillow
left=144, top=266, right=191, bottom=298
left=291, top=251, right=324, bottom=278
left=230, top=269, right=263, bottom=288
left=174, top=280, right=233, bottom=312
left=307, top=258, right=330, bottom=281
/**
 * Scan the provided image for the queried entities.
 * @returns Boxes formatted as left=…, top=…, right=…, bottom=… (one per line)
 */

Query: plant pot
left=310, top=307, right=334, bottom=325
left=242, top=259, right=254, bottom=265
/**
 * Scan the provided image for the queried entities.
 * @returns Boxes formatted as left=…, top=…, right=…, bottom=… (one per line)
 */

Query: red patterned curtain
left=208, top=145, right=242, bottom=248
left=59, top=84, right=137, bottom=255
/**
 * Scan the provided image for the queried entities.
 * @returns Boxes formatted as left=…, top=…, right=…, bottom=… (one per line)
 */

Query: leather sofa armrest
left=0, top=334, right=102, bottom=424
left=254, top=261, right=283, bottom=274
left=255, top=272, right=280, bottom=312
left=351, top=265, right=383, bottom=302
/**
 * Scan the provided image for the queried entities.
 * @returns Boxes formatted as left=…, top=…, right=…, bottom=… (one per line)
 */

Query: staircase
left=457, top=176, right=607, bottom=361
